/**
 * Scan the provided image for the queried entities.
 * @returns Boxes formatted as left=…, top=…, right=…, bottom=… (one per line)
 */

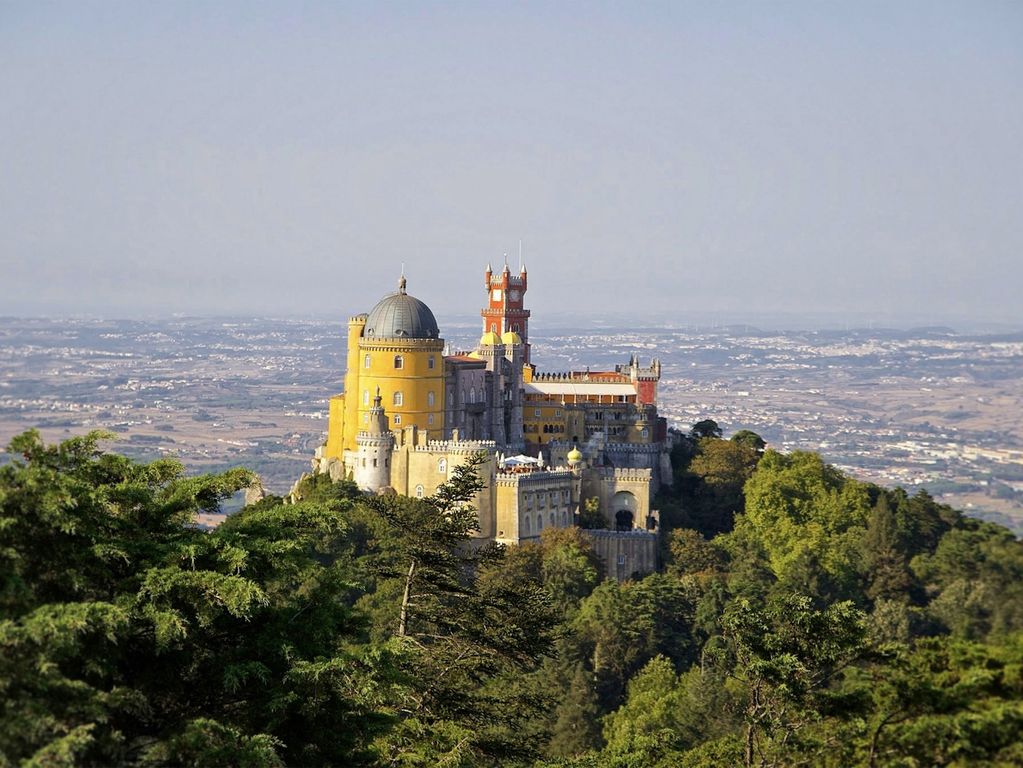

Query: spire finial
left=398, top=264, right=407, bottom=295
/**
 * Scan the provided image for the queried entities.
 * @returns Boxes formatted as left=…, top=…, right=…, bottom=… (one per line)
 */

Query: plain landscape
left=3, top=314, right=1021, bottom=534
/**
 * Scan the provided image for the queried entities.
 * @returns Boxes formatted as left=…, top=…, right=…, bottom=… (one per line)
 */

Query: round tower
left=339, top=313, right=368, bottom=454
left=355, top=276, right=445, bottom=441
left=354, top=390, right=394, bottom=492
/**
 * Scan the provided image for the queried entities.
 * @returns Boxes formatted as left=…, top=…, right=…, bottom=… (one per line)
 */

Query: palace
left=313, top=264, right=670, bottom=576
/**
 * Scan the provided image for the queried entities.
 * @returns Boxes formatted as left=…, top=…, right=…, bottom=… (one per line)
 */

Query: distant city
left=2, top=316, right=1021, bottom=533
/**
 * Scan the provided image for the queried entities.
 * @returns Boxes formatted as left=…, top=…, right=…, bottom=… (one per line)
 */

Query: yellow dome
left=501, top=330, right=522, bottom=345
left=567, top=446, right=583, bottom=464
left=480, top=331, right=501, bottom=346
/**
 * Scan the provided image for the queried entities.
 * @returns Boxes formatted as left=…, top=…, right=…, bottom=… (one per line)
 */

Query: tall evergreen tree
left=368, top=454, right=559, bottom=765
left=547, top=664, right=603, bottom=758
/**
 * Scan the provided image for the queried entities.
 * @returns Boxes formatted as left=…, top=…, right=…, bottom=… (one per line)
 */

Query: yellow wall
left=325, top=395, right=346, bottom=460
left=355, top=341, right=445, bottom=438
left=342, top=316, right=367, bottom=454
left=495, top=482, right=522, bottom=543
left=399, top=447, right=496, bottom=540
left=523, top=402, right=568, bottom=447
left=327, top=309, right=446, bottom=456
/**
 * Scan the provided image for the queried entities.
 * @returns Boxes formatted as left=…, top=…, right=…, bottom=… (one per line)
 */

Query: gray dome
left=364, top=283, right=440, bottom=340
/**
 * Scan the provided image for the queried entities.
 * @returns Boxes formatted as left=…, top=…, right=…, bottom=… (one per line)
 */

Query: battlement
left=583, top=528, right=658, bottom=540
left=532, top=370, right=629, bottom=383
left=348, top=314, right=368, bottom=325
left=614, top=356, right=661, bottom=380
left=486, top=273, right=525, bottom=285
left=356, top=431, right=394, bottom=444
left=414, top=439, right=497, bottom=455
left=495, top=469, right=573, bottom=486
left=596, top=466, right=653, bottom=483
left=546, top=439, right=661, bottom=455
left=602, top=441, right=664, bottom=454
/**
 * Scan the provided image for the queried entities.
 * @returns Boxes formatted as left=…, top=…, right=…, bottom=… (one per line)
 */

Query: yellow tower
left=326, top=276, right=445, bottom=459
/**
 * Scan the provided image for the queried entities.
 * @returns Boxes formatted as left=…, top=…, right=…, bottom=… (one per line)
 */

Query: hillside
left=2, top=429, right=1021, bottom=766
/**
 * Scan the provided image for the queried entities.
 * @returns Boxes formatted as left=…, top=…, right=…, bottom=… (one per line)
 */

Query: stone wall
left=583, top=529, right=659, bottom=582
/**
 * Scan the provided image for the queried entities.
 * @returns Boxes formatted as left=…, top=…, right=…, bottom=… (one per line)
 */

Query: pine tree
left=547, top=664, right=603, bottom=757
left=863, top=494, right=912, bottom=602
left=369, top=453, right=559, bottom=765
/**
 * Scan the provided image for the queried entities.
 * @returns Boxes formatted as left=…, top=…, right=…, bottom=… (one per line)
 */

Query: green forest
left=2, top=426, right=1021, bottom=767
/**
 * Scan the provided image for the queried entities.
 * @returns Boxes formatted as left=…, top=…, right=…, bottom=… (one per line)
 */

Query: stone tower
left=500, top=331, right=525, bottom=452
left=353, top=390, right=394, bottom=492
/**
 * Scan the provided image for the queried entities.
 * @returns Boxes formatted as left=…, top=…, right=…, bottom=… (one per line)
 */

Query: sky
left=1, top=1, right=1021, bottom=328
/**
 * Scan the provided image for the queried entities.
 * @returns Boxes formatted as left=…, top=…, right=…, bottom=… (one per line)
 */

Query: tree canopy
left=3, top=429, right=1022, bottom=767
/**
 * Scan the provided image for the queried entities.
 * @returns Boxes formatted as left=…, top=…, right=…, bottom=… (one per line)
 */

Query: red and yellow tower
left=481, top=262, right=531, bottom=363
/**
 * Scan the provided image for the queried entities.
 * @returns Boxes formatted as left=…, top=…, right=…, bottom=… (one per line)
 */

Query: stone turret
left=501, top=331, right=525, bottom=453
left=354, top=389, right=394, bottom=492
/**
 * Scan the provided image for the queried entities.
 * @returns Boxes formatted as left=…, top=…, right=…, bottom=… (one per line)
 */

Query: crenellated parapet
left=532, top=370, right=630, bottom=383
left=495, top=469, right=573, bottom=486
left=595, top=466, right=653, bottom=483
left=414, top=439, right=497, bottom=455
left=602, top=441, right=665, bottom=454
left=584, top=528, right=658, bottom=539
left=356, top=431, right=394, bottom=445
left=614, top=355, right=661, bottom=377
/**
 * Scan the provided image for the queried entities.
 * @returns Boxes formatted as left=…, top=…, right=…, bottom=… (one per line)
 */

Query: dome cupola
left=363, top=276, right=440, bottom=340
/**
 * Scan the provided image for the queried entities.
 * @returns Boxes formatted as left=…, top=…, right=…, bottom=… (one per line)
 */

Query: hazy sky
left=2, top=2, right=1021, bottom=326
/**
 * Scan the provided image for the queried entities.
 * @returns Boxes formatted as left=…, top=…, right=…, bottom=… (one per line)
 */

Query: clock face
left=509, top=290, right=520, bottom=301
left=491, top=289, right=502, bottom=301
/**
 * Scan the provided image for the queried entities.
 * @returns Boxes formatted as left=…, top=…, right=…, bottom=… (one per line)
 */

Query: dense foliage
left=2, top=427, right=1022, bottom=766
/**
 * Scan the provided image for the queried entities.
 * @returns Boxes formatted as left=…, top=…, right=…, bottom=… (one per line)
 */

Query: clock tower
left=482, top=262, right=531, bottom=363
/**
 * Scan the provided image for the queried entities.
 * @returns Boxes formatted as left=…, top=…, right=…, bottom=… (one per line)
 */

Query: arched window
left=550, top=513, right=556, bottom=527
left=428, top=356, right=435, bottom=369
left=524, top=516, right=531, bottom=535
left=427, top=391, right=435, bottom=407
left=415, top=485, right=424, bottom=498
left=447, top=391, right=453, bottom=406
left=393, top=391, right=403, bottom=406
left=490, top=323, right=497, bottom=333
left=363, top=390, right=369, bottom=405
left=469, top=387, right=476, bottom=404
left=428, top=414, right=434, bottom=425
left=438, top=458, right=447, bottom=474
left=394, top=355, right=403, bottom=369
left=364, top=354, right=371, bottom=368
left=537, top=514, right=543, bottom=532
